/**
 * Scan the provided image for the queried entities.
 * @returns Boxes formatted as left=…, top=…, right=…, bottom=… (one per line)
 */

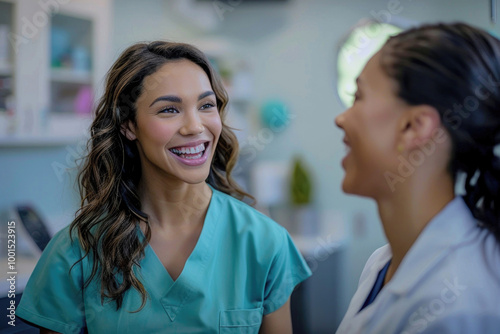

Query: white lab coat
left=337, top=197, right=500, bottom=334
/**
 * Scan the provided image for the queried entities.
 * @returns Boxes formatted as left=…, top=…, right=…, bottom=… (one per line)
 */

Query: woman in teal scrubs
left=17, top=42, right=311, bottom=333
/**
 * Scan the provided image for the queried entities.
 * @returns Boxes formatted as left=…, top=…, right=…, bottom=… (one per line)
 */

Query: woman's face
left=126, top=59, right=222, bottom=185
left=335, top=51, right=411, bottom=198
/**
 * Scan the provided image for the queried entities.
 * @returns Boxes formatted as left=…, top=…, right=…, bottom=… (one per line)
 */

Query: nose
left=180, top=111, right=204, bottom=136
left=335, top=111, right=346, bottom=129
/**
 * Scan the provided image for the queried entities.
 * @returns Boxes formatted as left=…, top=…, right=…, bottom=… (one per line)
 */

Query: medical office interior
left=0, top=0, right=498, bottom=332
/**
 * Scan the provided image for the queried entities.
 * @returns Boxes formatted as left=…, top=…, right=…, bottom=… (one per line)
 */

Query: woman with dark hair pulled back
left=335, top=22, right=500, bottom=333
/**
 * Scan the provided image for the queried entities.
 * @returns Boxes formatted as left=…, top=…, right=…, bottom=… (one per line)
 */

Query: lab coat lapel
left=337, top=246, right=392, bottom=333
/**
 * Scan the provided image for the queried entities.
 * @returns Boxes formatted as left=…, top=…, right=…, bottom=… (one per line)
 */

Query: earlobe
left=121, top=121, right=137, bottom=141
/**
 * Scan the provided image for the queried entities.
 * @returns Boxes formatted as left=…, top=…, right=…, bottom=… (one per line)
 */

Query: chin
left=180, top=172, right=211, bottom=185
left=185, top=178, right=210, bottom=185
left=341, top=184, right=358, bottom=196
left=341, top=174, right=355, bottom=194
left=341, top=178, right=369, bottom=198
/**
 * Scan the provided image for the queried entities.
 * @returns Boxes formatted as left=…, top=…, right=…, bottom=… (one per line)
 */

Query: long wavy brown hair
left=70, top=41, right=253, bottom=311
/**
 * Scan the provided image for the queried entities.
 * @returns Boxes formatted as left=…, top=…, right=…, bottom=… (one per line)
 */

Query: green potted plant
left=290, top=156, right=318, bottom=236
left=291, top=157, right=312, bottom=206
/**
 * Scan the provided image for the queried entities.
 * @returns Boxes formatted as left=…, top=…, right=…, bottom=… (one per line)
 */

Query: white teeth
left=183, top=152, right=203, bottom=160
left=171, top=143, right=205, bottom=155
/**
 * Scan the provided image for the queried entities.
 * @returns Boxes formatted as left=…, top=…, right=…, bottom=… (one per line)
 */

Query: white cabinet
left=0, top=0, right=112, bottom=146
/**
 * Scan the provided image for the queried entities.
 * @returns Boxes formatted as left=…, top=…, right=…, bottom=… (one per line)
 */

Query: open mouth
left=343, top=138, right=351, bottom=152
left=169, top=142, right=209, bottom=160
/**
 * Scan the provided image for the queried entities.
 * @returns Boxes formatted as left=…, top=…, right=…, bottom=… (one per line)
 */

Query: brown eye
left=157, top=106, right=179, bottom=114
left=200, top=103, right=216, bottom=110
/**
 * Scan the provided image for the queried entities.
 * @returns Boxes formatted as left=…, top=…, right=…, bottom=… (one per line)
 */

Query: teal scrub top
left=17, top=187, right=312, bottom=333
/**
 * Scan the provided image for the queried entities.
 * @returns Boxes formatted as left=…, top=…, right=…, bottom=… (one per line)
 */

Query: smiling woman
left=16, top=41, right=311, bottom=334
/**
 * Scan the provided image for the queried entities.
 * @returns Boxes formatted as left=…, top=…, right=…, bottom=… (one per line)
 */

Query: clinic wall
left=112, top=0, right=196, bottom=56
left=0, top=146, right=81, bottom=234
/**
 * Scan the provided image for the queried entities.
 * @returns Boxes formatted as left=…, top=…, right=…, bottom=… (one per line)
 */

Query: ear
left=398, top=105, right=441, bottom=151
left=120, top=120, right=137, bottom=141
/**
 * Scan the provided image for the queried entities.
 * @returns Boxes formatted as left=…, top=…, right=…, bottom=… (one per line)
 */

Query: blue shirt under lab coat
left=337, top=196, right=500, bottom=334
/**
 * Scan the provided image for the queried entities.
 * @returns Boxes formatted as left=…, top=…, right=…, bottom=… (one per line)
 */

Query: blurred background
left=0, top=0, right=499, bottom=332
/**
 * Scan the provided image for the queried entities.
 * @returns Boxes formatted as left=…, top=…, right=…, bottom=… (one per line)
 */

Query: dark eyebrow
left=149, top=95, right=182, bottom=107
left=198, top=91, right=215, bottom=100
left=149, top=91, right=215, bottom=107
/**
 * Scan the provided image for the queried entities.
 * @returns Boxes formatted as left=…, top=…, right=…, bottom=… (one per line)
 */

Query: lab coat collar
left=385, top=196, right=478, bottom=295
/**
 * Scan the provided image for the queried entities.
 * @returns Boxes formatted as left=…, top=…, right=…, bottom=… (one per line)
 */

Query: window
left=336, top=20, right=403, bottom=107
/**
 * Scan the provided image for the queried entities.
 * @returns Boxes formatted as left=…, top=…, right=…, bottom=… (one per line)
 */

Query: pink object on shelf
left=74, top=86, right=93, bottom=115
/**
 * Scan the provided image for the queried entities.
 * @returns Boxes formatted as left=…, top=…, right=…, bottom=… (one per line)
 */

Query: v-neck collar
left=136, top=186, right=221, bottom=321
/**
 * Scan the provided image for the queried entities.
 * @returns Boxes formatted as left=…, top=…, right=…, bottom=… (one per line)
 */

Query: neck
left=138, top=175, right=212, bottom=231
left=377, top=170, right=454, bottom=283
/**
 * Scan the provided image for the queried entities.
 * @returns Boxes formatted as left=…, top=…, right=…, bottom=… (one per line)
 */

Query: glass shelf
left=0, top=134, right=86, bottom=147
left=51, top=68, right=92, bottom=85
left=0, top=115, right=91, bottom=147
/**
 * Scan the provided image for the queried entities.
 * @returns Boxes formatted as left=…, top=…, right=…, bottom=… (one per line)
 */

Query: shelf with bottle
left=0, top=0, right=112, bottom=147
left=50, top=13, right=93, bottom=116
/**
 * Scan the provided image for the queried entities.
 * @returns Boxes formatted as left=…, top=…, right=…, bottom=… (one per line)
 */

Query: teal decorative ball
left=260, top=100, right=290, bottom=130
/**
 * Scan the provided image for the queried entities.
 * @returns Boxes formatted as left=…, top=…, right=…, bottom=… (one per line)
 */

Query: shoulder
left=444, top=234, right=500, bottom=299
left=17, top=226, right=88, bottom=334
left=210, top=189, right=294, bottom=265
left=419, top=310, right=500, bottom=333
left=42, top=224, right=84, bottom=262
left=420, top=227, right=500, bottom=295
left=394, top=237, right=500, bottom=330
left=212, top=188, right=286, bottom=239
left=399, top=299, right=500, bottom=334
